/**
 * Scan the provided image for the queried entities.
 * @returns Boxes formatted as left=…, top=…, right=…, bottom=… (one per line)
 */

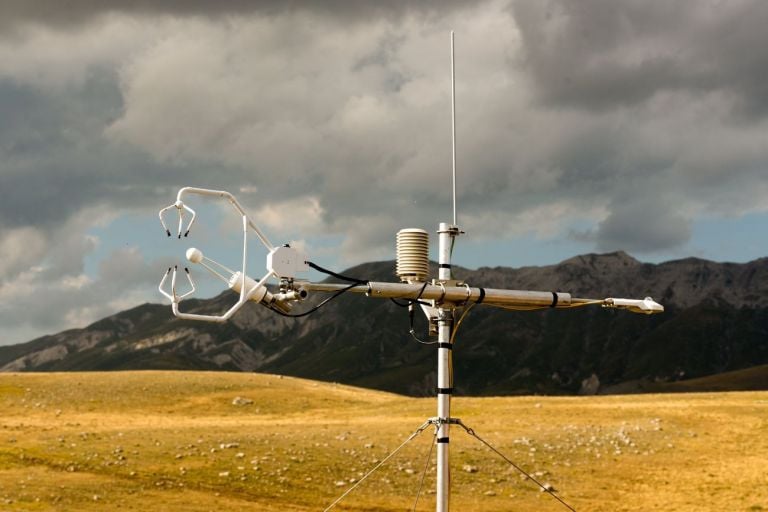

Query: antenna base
left=436, top=224, right=463, bottom=235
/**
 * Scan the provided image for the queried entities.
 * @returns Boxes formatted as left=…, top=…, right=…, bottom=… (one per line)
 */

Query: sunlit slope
left=0, top=371, right=766, bottom=511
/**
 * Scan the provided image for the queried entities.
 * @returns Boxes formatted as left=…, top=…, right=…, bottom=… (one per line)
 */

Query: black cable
left=390, top=297, right=411, bottom=307
left=265, top=261, right=368, bottom=318
left=409, top=330, right=437, bottom=345
left=390, top=296, right=431, bottom=308
left=306, top=261, right=367, bottom=285
left=408, top=282, right=436, bottom=345
left=268, top=282, right=360, bottom=318
left=388, top=282, right=429, bottom=310
left=387, top=283, right=435, bottom=344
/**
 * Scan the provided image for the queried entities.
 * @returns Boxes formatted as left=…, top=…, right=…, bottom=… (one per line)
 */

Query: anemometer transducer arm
left=158, top=187, right=308, bottom=322
left=158, top=186, right=274, bottom=247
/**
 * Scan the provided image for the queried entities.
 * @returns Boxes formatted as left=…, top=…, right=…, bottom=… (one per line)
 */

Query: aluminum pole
left=436, top=222, right=456, bottom=512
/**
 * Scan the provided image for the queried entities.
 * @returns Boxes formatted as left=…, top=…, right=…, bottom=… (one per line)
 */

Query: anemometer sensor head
left=267, top=245, right=308, bottom=279
left=396, top=228, right=430, bottom=283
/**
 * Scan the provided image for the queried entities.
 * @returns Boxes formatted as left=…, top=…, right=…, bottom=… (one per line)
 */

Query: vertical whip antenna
left=451, top=31, right=457, bottom=226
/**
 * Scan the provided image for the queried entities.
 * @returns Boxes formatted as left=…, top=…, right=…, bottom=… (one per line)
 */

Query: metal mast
left=436, top=222, right=459, bottom=511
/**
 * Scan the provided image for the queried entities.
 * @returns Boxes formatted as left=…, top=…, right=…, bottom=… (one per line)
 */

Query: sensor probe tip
left=186, top=247, right=204, bottom=264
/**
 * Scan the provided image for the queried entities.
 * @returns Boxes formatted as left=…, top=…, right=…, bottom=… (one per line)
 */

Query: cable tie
left=437, top=282, right=446, bottom=304
left=462, top=283, right=472, bottom=305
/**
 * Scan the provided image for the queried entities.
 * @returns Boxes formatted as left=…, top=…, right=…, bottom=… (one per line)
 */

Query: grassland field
left=0, top=371, right=766, bottom=511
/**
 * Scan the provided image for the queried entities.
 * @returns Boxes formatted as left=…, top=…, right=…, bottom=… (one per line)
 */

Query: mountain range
left=2, top=251, right=767, bottom=396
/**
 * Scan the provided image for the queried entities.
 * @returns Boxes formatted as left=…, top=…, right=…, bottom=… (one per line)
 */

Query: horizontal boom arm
left=300, top=280, right=663, bottom=313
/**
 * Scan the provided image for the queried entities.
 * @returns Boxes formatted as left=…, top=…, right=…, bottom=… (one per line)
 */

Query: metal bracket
left=428, top=417, right=462, bottom=426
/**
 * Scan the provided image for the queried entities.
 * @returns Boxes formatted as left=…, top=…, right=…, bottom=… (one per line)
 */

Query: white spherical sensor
left=186, top=247, right=204, bottom=264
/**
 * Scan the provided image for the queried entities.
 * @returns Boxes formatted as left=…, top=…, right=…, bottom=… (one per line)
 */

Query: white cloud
left=61, top=274, right=93, bottom=290
left=0, top=244, right=159, bottom=343
left=0, top=227, right=47, bottom=280
left=254, top=196, right=324, bottom=234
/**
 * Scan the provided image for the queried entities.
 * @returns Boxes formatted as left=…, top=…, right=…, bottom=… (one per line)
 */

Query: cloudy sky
left=2, top=0, right=768, bottom=345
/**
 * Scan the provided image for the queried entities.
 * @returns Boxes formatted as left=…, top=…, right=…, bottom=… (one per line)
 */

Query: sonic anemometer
left=156, top=32, right=662, bottom=512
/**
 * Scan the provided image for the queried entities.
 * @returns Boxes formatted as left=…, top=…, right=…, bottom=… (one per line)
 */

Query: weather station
left=157, top=33, right=663, bottom=512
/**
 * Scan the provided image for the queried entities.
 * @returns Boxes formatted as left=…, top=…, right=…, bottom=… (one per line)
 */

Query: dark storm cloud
left=0, top=73, right=155, bottom=230
left=511, top=0, right=768, bottom=116
left=0, top=0, right=472, bottom=30
left=594, top=193, right=692, bottom=253
left=0, top=82, right=64, bottom=156
left=0, top=68, right=252, bottom=235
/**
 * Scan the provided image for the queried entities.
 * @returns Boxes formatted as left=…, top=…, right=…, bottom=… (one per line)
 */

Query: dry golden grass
left=0, top=371, right=766, bottom=511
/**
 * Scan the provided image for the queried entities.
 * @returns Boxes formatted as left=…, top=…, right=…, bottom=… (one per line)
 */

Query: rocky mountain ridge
left=2, top=252, right=767, bottom=396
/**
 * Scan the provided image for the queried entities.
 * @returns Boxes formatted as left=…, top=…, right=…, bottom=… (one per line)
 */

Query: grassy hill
left=0, top=371, right=766, bottom=511
left=602, top=364, right=768, bottom=394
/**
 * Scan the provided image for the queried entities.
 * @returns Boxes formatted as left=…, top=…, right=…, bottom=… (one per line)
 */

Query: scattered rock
left=462, top=465, right=478, bottom=473
left=231, top=397, right=253, bottom=406
left=579, top=373, right=600, bottom=395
